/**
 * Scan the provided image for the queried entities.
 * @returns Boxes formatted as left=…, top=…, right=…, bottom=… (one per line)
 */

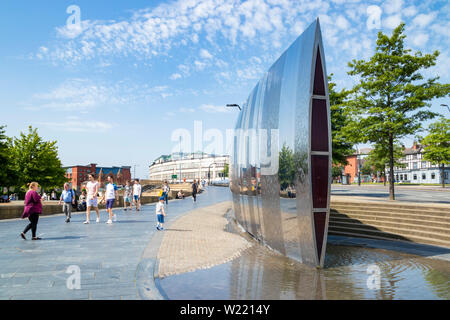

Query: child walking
left=155, top=196, right=166, bottom=230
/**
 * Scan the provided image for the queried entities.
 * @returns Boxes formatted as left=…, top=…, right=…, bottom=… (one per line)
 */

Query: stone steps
left=328, top=202, right=450, bottom=248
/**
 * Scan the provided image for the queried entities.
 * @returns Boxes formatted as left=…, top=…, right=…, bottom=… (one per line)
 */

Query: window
left=404, top=174, right=408, bottom=180
left=422, top=161, right=427, bottom=168
left=413, top=162, right=418, bottom=169
left=445, top=172, right=449, bottom=179
left=413, top=174, right=417, bottom=180
left=422, top=173, right=426, bottom=180
left=413, top=154, right=417, bottom=159
left=431, top=173, right=436, bottom=180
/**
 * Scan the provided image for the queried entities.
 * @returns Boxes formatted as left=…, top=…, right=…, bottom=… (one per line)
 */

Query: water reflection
left=159, top=244, right=450, bottom=300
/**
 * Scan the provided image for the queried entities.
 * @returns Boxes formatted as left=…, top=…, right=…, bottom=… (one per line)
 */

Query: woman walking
left=21, top=182, right=44, bottom=240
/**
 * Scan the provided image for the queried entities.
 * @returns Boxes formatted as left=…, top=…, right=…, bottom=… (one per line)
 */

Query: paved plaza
left=332, top=184, right=450, bottom=204
left=0, top=187, right=231, bottom=300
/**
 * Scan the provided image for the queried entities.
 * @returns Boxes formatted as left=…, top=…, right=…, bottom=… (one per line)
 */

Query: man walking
left=59, top=183, right=75, bottom=223
left=132, top=179, right=142, bottom=211
left=100, top=176, right=118, bottom=224
left=123, top=180, right=132, bottom=211
left=192, top=179, right=198, bottom=203
left=163, top=181, right=170, bottom=205
left=84, top=174, right=100, bottom=224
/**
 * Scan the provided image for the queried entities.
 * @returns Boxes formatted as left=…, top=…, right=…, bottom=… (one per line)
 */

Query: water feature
left=158, top=239, right=450, bottom=300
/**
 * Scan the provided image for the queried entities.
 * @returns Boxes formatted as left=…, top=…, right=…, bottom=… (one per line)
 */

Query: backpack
left=158, top=189, right=163, bottom=197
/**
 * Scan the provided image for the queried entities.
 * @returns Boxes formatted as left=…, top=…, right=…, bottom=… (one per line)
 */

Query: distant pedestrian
left=133, top=179, right=142, bottom=211
left=100, top=176, right=118, bottom=224
left=51, top=191, right=57, bottom=200
left=21, top=182, right=44, bottom=240
left=59, top=183, right=75, bottom=223
left=192, top=179, right=198, bottom=202
left=163, top=181, right=170, bottom=205
left=123, top=181, right=132, bottom=211
left=155, top=196, right=166, bottom=230
left=84, top=174, right=100, bottom=224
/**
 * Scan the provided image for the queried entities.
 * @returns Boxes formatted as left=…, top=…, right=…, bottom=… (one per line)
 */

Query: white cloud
left=335, top=15, right=350, bottom=30
left=383, top=0, right=404, bottom=15
left=412, top=12, right=437, bottom=28
left=411, top=33, right=429, bottom=47
left=200, top=49, right=213, bottom=59
left=198, top=104, right=231, bottom=113
left=383, top=14, right=402, bottom=29
left=403, top=5, right=418, bottom=17
left=170, top=73, right=182, bottom=80
left=38, top=120, right=114, bottom=132
left=180, top=107, right=195, bottom=113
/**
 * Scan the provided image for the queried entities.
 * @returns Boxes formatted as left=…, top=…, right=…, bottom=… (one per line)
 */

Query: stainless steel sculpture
left=230, top=19, right=331, bottom=268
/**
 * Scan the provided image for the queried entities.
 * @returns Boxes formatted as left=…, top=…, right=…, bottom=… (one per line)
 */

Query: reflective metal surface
left=159, top=243, right=450, bottom=300
left=230, top=19, right=331, bottom=267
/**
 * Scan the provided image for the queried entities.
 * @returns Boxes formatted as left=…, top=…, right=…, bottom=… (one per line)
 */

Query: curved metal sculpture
left=230, top=19, right=331, bottom=268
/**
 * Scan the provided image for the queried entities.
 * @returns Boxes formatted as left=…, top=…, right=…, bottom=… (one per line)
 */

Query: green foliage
left=420, top=117, right=450, bottom=166
left=360, top=161, right=373, bottom=176
left=10, top=126, right=67, bottom=191
left=345, top=23, right=450, bottom=199
left=332, top=165, right=344, bottom=178
left=0, top=126, right=17, bottom=188
left=420, top=117, right=450, bottom=187
left=223, top=163, right=229, bottom=178
left=366, top=142, right=405, bottom=174
left=278, top=143, right=296, bottom=190
left=329, top=74, right=354, bottom=165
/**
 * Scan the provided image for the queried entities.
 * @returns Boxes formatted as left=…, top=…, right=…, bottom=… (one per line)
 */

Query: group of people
left=20, top=176, right=143, bottom=240
left=20, top=177, right=203, bottom=240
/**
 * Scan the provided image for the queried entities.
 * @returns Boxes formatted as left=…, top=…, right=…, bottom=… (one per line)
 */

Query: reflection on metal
left=230, top=19, right=331, bottom=268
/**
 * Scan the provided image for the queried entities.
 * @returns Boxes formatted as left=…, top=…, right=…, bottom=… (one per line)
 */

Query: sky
left=1, top=0, right=449, bottom=178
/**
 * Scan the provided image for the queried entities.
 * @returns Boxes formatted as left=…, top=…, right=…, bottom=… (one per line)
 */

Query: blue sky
left=1, top=0, right=449, bottom=178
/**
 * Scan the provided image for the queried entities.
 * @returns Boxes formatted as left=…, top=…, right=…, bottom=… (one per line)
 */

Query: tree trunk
left=383, top=171, right=386, bottom=186
left=388, top=134, right=395, bottom=200
left=441, top=163, right=445, bottom=188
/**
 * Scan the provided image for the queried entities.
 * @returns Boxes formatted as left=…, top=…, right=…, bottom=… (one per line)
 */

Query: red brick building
left=64, top=163, right=132, bottom=191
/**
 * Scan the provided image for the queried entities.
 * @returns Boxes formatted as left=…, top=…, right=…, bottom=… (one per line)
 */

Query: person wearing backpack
left=59, top=183, right=75, bottom=223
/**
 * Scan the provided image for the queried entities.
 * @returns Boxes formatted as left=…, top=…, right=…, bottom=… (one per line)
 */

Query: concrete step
left=329, top=215, right=450, bottom=234
left=330, top=211, right=450, bottom=226
left=329, top=220, right=450, bottom=242
left=330, top=208, right=450, bottom=220
left=328, top=229, right=450, bottom=248
left=330, top=203, right=450, bottom=216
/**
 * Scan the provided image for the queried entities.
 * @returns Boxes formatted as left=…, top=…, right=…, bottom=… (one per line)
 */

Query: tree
left=360, top=161, right=373, bottom=176
left=420, top=117, right=450, bottom=188
left=278, top=143, right=295, bottom=190
left=345, top=23, right=450, bottom=199
left=10, top=126, right=67, bottom=191
left=0, top=126, right=17, bottom=191
left=366, top=142, right=406, bottom=186
left=329, top=75, right=354, bottom=166
left=223, top=163, right=229, bottom=178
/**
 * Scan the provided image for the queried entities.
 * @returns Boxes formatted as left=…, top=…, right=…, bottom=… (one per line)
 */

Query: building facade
left=339, top=143, right=449, bottom=185
left=64, top=163, right=132, bottom=191
left=386, top=144, right=450, bottom=184
left=149, top=153, right=229, bottom=183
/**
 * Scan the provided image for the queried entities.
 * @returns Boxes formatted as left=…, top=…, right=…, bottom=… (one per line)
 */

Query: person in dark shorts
left=155, top=196, right=166, bottom=230
left=100, top=176, right=118, bottom=224
left=192, top=179, right=198, bottom=202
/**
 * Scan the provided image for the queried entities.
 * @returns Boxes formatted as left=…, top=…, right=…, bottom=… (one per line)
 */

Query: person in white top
left=100, top=175, right=118, bottom=224
left=84, top=174, right=100, bottom=224
left=132, top=179, right=142, bottom=211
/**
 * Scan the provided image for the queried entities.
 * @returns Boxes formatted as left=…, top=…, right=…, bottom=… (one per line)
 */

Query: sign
left=172, top=175, right=177, bottom=179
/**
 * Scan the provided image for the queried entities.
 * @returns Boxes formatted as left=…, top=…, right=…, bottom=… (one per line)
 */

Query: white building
left=386, top=144, right=450, bottom=184
left=149, top=152, right=229, bottom=183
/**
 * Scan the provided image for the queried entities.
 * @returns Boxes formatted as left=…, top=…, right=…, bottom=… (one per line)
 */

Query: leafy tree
left=0, top=126, right=17, bottom=191
left=223, top=163, right=229, bottom=178
left=360, top=161, right=373, bottom=176
left=329, top=75, right=353, bottom=165
left=345, top=23, right=450, bottom=199
left=10, top=126, right=67, bottom=191
left=366, top=142, right=406, bottom=186
left=278, top=143, right=295, bottom=190
left=420, top=117, right=450, bottom=188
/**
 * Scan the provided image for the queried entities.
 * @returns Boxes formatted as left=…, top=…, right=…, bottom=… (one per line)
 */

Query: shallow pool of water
left=158, top=243, right=450, bottom=300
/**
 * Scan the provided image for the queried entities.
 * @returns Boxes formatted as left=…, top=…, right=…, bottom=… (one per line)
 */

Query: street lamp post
left=226, top=104, right=241, bottom=110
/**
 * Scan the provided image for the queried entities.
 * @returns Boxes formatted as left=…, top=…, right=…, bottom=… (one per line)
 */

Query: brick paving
left=157, top=202, right=252, bottom=278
